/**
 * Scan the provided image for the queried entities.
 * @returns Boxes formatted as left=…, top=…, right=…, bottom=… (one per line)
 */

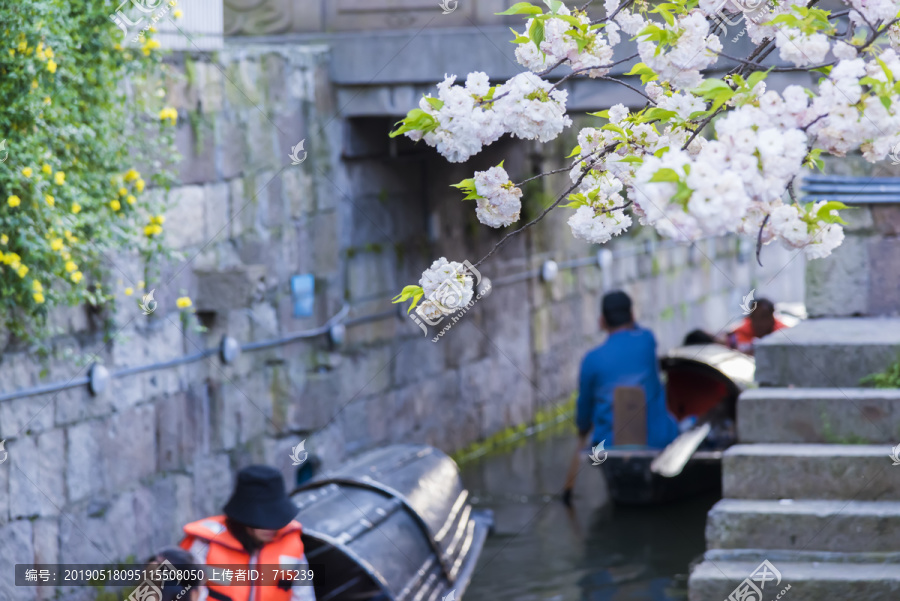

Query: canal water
left=458, top=427, right=718, bottom=601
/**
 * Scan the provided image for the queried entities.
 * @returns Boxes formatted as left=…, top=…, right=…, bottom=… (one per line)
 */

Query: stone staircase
left=688, top=318, right=900, bottom=601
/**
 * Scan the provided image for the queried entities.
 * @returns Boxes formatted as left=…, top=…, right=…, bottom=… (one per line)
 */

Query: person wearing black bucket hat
left=180, top=465, right=316, bottom=601
left=562, top=291, right=679, bottom=504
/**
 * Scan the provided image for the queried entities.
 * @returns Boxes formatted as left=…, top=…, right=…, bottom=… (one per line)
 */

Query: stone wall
left=0, top=39, right=805, bottom=601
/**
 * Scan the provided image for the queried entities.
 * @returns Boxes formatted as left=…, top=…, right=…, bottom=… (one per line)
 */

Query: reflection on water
left=459, top=428, right=717, bottom=601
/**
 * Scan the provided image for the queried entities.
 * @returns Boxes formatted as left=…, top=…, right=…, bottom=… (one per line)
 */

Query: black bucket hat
left=223, top=465, right=298, bottom=530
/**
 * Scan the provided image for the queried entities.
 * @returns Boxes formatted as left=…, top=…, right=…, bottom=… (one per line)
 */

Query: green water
left=459, top=430, right=717, bottom=601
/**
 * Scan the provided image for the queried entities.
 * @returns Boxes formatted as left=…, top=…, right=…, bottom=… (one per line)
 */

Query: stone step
left=689, top=558, right=900, bottom=601
left=723, top=444, right=900, bottom=500
left=754, top=317, right=900, bottom=388
left=707, top=498, right=900, bottom=553
left=737, top=388, right=900, bottom=444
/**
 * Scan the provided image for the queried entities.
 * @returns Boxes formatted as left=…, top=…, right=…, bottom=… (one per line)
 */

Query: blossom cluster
left=391, top=0, right=900, bottom=306
left=472, top=165, right=523, bottom=228
left=404, top=72, right=572, bottom=163
left=515, top=4, right=616, bottom=76
left=416, top=258, right=476, bottom=321
left=636, top=10, right=723, bottom=91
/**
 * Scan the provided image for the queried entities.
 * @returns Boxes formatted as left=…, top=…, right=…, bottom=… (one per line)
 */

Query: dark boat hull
left=600, top=449, right=722, bottom=505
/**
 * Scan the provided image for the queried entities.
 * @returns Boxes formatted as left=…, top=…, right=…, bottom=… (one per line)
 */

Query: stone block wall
left=0, top=39, right=805, bottom=601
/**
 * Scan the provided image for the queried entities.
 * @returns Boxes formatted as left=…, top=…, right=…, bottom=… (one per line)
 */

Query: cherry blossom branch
left=597, top=76, right=656, bottom=102
left=515, top=165, right=577, bottom=187
left=712, top=49, right=836, bottom=72
left=858, top=18, right=900, bottom=52
left=536, top=57, right=569, bottom=77
left=756, top=213, right=770, bottom=267
left=472, top=144, right=617, bottom=269
left=547, top=54, right=640, bottom=92
left=592, top=0, right=636, bottom=24
left=514, top=143, right=610, bottom=187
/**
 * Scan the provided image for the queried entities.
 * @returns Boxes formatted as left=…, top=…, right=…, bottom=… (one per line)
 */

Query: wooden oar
left=650, top=422, right=711, bottom=478
left=562, top=432, right=588, bottom=506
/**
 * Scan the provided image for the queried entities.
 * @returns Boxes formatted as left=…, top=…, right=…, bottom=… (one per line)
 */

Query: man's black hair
left=601, top=290, right=634, bottom=328
left=755, top=298, right=775, bottom=313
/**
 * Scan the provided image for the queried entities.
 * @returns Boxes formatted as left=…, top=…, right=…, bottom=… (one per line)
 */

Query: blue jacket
left=576, top=325, right=679, bottom=448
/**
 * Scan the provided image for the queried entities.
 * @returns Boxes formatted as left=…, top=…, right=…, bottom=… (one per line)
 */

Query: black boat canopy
left=291, top=444, right=492, bottom=601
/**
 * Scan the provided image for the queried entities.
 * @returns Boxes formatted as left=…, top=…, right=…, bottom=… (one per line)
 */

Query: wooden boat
left=600, top=343, right=755, bottom=505
left=290, top=444, right=493, bottom=601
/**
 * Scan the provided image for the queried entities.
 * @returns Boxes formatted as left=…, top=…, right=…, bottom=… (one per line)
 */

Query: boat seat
left=613, top=386, right=647, bottom=445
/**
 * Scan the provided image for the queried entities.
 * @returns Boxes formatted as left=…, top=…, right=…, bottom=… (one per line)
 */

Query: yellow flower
left=144, top=225, right=155, bottom=237
left=45, top=47, right=53, bottom=59
left=126, top=194, right=136, bottom=205
left=138, top=280, right=145, bottom=289
left=124, top=287, right=134, bottom=296
left=65, top=260, right=77, bottom=272
left=124, top=169, right=140, bottom=182
left=158, top=107, right=177, bottom=125
left=7, top=49, right=14, bottom=57
left=43, top=96, right=51, bottom=105
left=16, top=40, right=26, bottom=53
left=176, top=296, right=192, bottom=309
left=173, top=9, right=183, bottom=18
left=118, top=187, right=127, bottom=196
left=135, top=178, right=145, bottom=192
left=71, top=202, right=81, bottom=214
left=46, top=59, right=57, bottom=73
left=32, top=280, right=42, bottom=291
left=141, top=39, right=161, bottom=56
left=61, top=251, right=70, bottom=261
left=17, top=264, right=28, bottom=278
left=22, top=167, right=32, bottom=178
left=71, top=271, right=83, bottom=283
left=31, top=79, right=38, bottom=89
left=50, top=238, right=63, bottom=251
left=42, top=163, right=52, bottom=174
left=152, top=215, right=165, bottom=225
left=54, top=171, right=65, bottom=185
left=0, top=235, right=7, bottom=245
left=36, top=42, right=44, bottom=52
left=36, top=48, right=45, bottom=61
left=110, top=199, right=121, bottom=211
left=113, top=43, right=122, bottom=51
left=7, top=195, right=21, bottom=207
left=33, top=292, right=45, bottom=304
left=44, top=194, right=54, bottom=207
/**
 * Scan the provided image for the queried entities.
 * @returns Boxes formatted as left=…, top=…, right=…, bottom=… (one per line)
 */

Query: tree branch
left=756, top=213, right=770, bottom=267
left=473, top=144, right=617, bottom=269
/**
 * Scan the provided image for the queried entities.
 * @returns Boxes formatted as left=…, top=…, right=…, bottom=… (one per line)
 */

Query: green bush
left=0, top=0, right=178, bottom=344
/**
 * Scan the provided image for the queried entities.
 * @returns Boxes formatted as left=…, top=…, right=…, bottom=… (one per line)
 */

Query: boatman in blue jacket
left=574, top=290, right=679, bottom=456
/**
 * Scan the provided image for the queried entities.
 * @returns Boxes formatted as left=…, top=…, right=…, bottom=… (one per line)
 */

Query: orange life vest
left=180, top=515, right=306, bottom=601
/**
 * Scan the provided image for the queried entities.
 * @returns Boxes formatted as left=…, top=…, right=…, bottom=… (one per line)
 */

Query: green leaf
left=645, top=107, right=678, bottom=121
left=566, top=145, right=582, bottom=158
left=389, top=108, right=439, bottom=138
left=649, top=168, right=681, bottom=183
left=692, top=78, right=731, bottom=96
left=625, top=62, right=658, bottom=85
left=529, top=18, right=546, bottom=50
left=618, top=155, right=645, bottom=164
left=424, top=96, right=444, bottom=110
left=509, top=27, right=531, bottom=44
left=392, top=285, right=425, bottom=312
left=496, top=2, right=544, bottom=15
left=543, top=0, right=564, bottom=13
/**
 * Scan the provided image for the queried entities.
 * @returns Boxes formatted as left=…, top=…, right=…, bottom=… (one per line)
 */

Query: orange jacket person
left=726, top=297, right=788, bottom=355
left=180, top=465, right=316, bottom=601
